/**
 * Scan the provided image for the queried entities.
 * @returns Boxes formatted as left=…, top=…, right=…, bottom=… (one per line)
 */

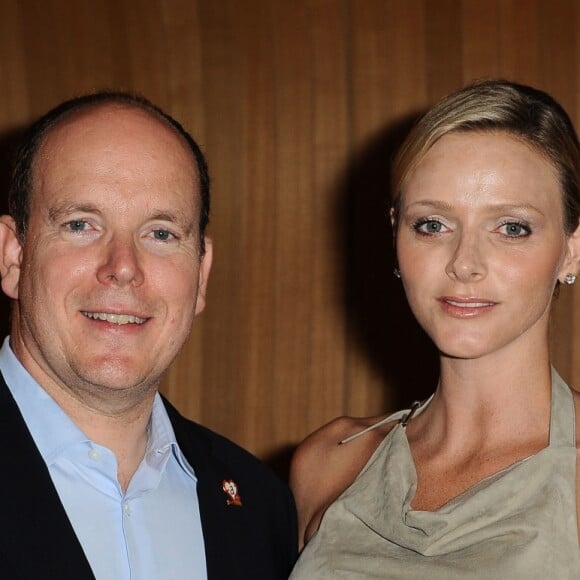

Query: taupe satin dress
left=290, top=371, right=580, bottom=579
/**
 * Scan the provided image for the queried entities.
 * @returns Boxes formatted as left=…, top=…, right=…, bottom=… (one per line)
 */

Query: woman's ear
left=0, top=216, right=23, bottom=299
left=390, top=206, right=399, bottom=243
left=389, top=206, right=396, bottom=231
left=558, top=226, right=580, bottom=284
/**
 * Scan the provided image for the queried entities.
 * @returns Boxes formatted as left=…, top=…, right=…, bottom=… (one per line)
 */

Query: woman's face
left=395, top=131, right=580, bottom=361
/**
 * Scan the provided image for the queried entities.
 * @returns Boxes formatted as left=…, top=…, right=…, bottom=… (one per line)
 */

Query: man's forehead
left=39, top=103, right=190, bottom=154
left=29, top=103, right=200, bottom=216
left=32, top=103, right=199, bottom=189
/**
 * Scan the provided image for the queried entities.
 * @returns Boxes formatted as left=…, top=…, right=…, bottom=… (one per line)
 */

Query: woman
left=289, top=79, right=580, bottom=578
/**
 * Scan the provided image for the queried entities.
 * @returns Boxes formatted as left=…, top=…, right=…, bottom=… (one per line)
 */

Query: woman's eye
left=499, top=222, right=531, bottom=237
left=414, top=219, right=446, bottom=234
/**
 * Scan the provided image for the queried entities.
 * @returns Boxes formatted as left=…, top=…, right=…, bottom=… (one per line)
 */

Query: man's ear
left=194, top=236, right=213, bottom=316
left=558, top=226, right=580, bottom=284
left=0, top=216, right=22, bottom=299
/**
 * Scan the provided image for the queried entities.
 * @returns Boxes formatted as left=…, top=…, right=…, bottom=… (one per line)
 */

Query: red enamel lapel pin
left=222, top=479, right=243, bottom=506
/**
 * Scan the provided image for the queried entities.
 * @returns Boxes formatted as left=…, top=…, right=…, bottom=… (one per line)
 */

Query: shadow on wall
left=265, top=114, right=441, bottom=482
left=0, top=127, right=24, bottom=340
left=343, top=112, right=439, bottom=411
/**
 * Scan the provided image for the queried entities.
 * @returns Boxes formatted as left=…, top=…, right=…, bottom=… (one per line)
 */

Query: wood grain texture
left=0, top=0, right=577, bottom=466
left=271, top=0, right=316, bottom=448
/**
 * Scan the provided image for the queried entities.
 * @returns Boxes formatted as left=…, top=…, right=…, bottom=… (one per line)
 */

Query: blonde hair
left=391, top=79, right=580, bottom=234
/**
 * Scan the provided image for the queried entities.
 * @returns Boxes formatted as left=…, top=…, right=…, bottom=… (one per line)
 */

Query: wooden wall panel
left=271, top=1, right=316, bottom=448
left=193, top=0, right=246, bottom=443
left=461, top=1, right=501, bottom=80
left=347, top=0, right=393, bottom=418
left=500, top=0, right=541, bottom=85
left=0, top=0, right=578, bottom=467
left=307, top=0, right=350, bottom=432
left=0, top=1, right=30, bottom=128
left=160, top=0, right=207, bottom=430
left=385, top=0, right=428, bottom=118
left=425, top=0, right=463, bottom=99
left=234, top=0, right=277, bottom=454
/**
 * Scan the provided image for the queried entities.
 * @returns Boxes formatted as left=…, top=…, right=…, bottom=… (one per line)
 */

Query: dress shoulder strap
left=339, top=397, right=432, bottom=445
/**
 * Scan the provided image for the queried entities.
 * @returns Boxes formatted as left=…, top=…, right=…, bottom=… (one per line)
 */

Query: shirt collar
left=0, top=336, right=196, bottom=480
left=146, top=395, right=197, bottom=481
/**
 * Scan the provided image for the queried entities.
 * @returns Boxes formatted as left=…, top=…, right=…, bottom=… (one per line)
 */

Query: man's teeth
left=83, top=312, right=146, bottom=325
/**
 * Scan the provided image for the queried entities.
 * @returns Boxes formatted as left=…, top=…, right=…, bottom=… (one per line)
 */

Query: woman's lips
left=438, top=296, right=497, bottom=318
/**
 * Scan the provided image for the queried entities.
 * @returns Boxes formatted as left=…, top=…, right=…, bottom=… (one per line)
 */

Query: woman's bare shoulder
left=291, top=413, right=396, bottom=480
left=299, top=413, right=393, bottom=447
left=290, top=413, right=398, bottom=548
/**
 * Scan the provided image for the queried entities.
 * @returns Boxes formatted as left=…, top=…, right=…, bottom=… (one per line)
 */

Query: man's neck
left=54, top=389, right=156, bottom=491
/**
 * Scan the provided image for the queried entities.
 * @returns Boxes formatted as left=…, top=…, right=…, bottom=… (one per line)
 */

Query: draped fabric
left=291, top=371, right=580, bottom=579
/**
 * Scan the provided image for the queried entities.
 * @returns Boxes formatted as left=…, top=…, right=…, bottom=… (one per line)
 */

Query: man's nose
left=96, top=235, right=145, bottom=287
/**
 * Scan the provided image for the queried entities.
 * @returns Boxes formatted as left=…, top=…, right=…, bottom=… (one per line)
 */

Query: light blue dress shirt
left=0, top=338, right=207, bottom=580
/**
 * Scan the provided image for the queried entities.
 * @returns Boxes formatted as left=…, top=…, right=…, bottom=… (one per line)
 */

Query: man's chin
left=71, top=361, right=159, bottom=397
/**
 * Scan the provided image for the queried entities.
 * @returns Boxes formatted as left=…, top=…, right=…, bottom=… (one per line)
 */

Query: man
left=0, top=93, right=297, bottom=579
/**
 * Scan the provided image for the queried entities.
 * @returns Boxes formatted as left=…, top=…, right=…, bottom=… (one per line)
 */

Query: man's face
left=1, top=105, right=211, bottom=410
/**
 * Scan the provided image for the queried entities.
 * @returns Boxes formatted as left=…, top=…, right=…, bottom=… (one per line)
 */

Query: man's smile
left=82, top=311, right=147, bottom=325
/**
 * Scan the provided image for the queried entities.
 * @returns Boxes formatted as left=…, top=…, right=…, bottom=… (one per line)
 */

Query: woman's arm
left=289, top=415, right=396, bottom=549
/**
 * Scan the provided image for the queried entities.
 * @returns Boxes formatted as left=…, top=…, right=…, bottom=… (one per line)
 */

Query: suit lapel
left=166, top=401, right=252, bottom=579
left=1, top=376, right=251, bottom=579
left=0, top=375, right=95, bottom=579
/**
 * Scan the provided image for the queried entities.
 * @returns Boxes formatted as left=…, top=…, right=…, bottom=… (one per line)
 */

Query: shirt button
left=123, top=501, right=131, bottom=515
left=88, top=449, right=101, bottom=460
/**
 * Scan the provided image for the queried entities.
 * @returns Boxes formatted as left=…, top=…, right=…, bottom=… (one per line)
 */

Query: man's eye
left=153, top=229, right=174, bottom=241
left=65, top=220, right=88, bottom=232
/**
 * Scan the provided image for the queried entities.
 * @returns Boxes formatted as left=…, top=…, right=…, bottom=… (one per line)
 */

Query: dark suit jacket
left=0, top=376, right=298, bottom=579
